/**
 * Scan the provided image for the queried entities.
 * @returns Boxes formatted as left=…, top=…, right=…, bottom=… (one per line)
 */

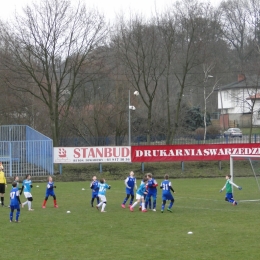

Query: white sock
left=131, top=201, right=138, bottom=208
left=101, top=203, right=106, bottom=211
left=23, top=201, right=28, bottom=206
left=142, top=202, right=145, bottom=210
left=97, top=202, right=103, bottom=208
left=28, top=201, right=31, bottom=210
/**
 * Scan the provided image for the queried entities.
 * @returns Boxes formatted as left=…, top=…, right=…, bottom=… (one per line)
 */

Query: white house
left=246, top=93, right=260, bottom=126
left=217, top=74, right=260, bottom=127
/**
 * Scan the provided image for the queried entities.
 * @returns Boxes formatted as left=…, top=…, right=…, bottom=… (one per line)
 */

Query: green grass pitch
left=1, top=178, right=260, bottom=260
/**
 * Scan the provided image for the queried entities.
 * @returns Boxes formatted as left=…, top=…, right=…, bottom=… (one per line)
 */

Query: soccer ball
left=134, top=91, right=139, bottom=96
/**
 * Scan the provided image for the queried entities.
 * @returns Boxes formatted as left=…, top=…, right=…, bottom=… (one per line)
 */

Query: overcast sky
left=0, top=0, right=223, bottom=22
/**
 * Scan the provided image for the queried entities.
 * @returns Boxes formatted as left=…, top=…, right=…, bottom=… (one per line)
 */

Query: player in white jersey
left=20, top=174, right=34, bottom=211
left=96, top=179, right=111, bottom=213
left=130, top=177, right=148, bottom=212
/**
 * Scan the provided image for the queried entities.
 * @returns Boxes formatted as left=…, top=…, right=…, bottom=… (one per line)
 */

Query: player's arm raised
left=20, top=185, right=24, bottom=195
left=229, top=180, right=242, bottom=190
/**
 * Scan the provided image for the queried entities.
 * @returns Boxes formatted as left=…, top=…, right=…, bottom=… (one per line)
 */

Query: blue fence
left=0, top=125, right=53, bottom=177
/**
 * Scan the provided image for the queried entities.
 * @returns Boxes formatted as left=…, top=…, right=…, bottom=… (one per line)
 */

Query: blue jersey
left=160, top=180, right=173, bottom=195
left=147, top=178, right=157, bottom=194
left=46, top=181, right=55, bottom=191
left=10, top=187, right=20, bottom=207
left=90, top=180, right=99, bottom=194
left=23, top=179, right=32, bottom=192
left=125, top=176, right=136, bottom=189
left=98, top=183, right=110, bottom=196
left=46, top=181, right=55, bottom=196
left=136, top=183, right=146, bottom=196
left=160, top=180, right=174, bottom=201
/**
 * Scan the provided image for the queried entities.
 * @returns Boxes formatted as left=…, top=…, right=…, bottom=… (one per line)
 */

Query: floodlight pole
left=128, top=89, right=131, bottom=146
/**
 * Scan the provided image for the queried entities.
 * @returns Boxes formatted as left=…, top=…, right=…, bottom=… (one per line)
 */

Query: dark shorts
left=146, top=192, right=157, bottom=200
left=92, top=192, right=99, bottom=199
left=162, top=193, right=174, bottom=201
left=226, top=193, right=234, bottom=200
left=0, top=183, right=5, bottom=193
left=126, top=188, right=134, bottom=196
left=46, top=190, right=55, bottom=197
left=10, top=205, right=20, bottom=210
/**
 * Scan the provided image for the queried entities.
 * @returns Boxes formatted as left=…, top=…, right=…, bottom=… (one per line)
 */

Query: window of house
left=223, top=91, right=229, bottom=101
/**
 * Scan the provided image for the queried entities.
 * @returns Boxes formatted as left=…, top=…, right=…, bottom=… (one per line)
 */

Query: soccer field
left=1, top=178, right=260, bottom=260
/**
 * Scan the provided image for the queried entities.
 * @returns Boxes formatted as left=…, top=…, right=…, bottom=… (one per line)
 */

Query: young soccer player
left=160, top=174, right=175, bottom=213
left=121, top=171, right=137, bottom=208
left=13, top=176, right=20, bottom=190
left=9, top=182, right=21, bottom=223
left=145, top=173, right=158, bottom=211
left=96, top=178, right=111, bottom=213
left=139, top=174, right=151, bottom=210
left=0, top=163, right=7, bottom=207
left=90, top=176, right=99, bottom=207
left=42, top=176, right=58, bottom=208
left=20, top=174, right=34, bottom=211
left=130, top=177, right=148, bottom=212
left=219, top=174, right=242, bottom=205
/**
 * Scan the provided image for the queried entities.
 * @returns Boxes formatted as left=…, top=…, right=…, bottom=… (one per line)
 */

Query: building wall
left=218, top=88, right=254, bottom=114
left=228, top=114, right=252, bottom=127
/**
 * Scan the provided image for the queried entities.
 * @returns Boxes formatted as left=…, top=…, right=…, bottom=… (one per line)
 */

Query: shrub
left=207, top=125, right=221, bottom=139
left=194, top=127, right=205, bottom=140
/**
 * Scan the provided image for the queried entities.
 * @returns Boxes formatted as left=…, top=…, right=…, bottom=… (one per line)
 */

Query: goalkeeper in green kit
left=219, top=175, right=242, bottom=206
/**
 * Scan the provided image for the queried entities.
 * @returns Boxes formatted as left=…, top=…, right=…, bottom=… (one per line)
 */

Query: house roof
left=246, top=93, right=260, bottom=100
left=218, top=75, right=260, bottom=91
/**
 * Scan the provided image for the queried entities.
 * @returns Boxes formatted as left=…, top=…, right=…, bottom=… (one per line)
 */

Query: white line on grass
left=174, top=205, right=260, bottom=212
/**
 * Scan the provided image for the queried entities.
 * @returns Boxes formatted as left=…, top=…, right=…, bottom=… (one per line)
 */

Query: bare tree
left=114, top=16, right=166, bottom=144
left=220, top=0, right=256, bottom=71
left=202, top=63, right=220, bottom=143
left=163, top=0, right=222, bottom=143
left=0, top=0, right=107, bottom=146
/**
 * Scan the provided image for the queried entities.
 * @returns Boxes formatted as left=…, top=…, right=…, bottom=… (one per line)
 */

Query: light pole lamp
left=128, top=90, right=139, bottom=146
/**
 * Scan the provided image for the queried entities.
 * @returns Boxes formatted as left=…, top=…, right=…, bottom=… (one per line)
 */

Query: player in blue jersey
left=20, top=174, right=34, bottom=211
left=96, top=178, right=111, bottom=213
left=10, top=182, right=21, bottom=222
left=42, top=176, right=58, bottom=208
left=139, top=174, right=151, bottom=211
left=145, top=173, right=158, bottom=211
left=160, top=174, right=175, bottom=213
left=121, top=171, right=137, bottom=208
left=130, top=177, right=148, bottom=212
left=90, top=176, right=100, bottom=207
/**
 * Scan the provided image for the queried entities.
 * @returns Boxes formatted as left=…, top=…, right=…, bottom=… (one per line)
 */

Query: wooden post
left=141, top=162, right=144, bottom=173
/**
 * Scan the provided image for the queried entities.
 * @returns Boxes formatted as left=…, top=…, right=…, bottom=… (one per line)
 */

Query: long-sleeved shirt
left=0, top=170, right=6, bottom=184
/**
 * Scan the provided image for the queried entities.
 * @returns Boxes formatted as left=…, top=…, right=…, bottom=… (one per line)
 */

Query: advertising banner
left=131, top=143, right=260, bottom=162
left=54, top=146, right=131, bottom=163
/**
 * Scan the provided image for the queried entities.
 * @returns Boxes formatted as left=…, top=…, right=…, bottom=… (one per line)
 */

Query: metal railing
left=59, top=134, right=260, bottom=146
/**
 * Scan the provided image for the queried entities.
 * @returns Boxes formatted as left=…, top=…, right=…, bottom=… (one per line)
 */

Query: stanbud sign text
left=54, top=146, right=131, bottom=163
